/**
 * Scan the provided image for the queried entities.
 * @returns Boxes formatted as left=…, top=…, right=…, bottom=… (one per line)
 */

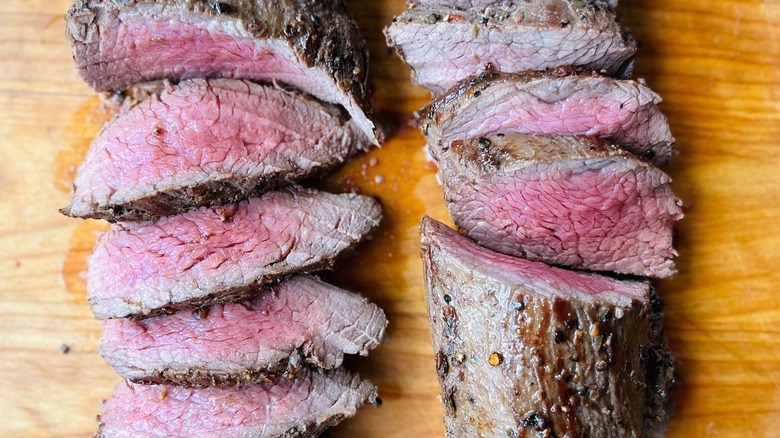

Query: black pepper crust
left=420, top=217, right=676, bottom=437
left=60, top=164, right=346, bottom=222
left=125, top=349, right=306, bottom=388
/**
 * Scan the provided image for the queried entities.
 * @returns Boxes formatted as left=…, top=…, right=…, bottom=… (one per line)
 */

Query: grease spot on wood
left=320, top=123, right=438, bottom=285
left=52, top=96, right=115, bottom=193
left=60, top=220, right=108, bottom=302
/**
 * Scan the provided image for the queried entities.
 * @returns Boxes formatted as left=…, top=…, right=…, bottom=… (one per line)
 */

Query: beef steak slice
left=97, top=368, right=380, bottom=438
left=419, top=69, right=675, bottom=166
left=434, top=133, right=683, bottom=278
left=420, top=217, right=674, bottom=438
left=386, top=0, right=636, bottom=94
left=61, top=79, right=370, bottom=222
left=100, top=274, right=388, bottom=386
left=66, top=0, right=381, bottom=143
left=87, top=187, right=382, bottom=319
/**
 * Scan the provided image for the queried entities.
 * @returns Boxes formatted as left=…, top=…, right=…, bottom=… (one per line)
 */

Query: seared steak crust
left=420, top=217, right=675, bottom=438
left=409, top=0, right=619, bottom=11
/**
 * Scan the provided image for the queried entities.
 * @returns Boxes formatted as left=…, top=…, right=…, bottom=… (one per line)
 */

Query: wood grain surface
left=0, top=1, right=779, bottom=436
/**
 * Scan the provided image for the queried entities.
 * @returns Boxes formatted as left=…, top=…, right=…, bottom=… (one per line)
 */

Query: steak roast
left=409, top=0, right=619, bottom=11
left=87, top=188, right=382, bottom=319
left=62, top=79, right=369, bottom=222
left=100, top=275, right=388, bottom=386
left=419, top=69, right=675, bottom=167
left=97, top=368, right=379, bottom=438
left=66, top=0, right=381, bottom=144
left=420, top=217, right=674, bottom=437
left=433, top=133, right=683, bottom=278
left=386, top=0, right=636, bottom=94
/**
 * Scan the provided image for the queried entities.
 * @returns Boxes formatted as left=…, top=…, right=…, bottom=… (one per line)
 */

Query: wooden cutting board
left=1, top=1, right=779, bottom=436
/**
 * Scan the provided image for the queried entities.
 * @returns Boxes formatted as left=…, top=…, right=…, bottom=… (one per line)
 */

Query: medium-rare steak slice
left=419, top=69, right=675, bottom=166
left=386, top=1, right=636, bottom=94
left=434, top=133, right=683, bottom=278
left=61, top=79, right=369, bottom=222
left=87, top=188, right=382, bottom=319
left=66, top=0, right=381, bottom=144
left=97, top=368, right=380, bottom=438
left=420, top=217, right=674, bottom=438
left=100, top=275, right=388, bottom=386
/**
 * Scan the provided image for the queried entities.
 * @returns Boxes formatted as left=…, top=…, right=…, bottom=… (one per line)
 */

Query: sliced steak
left=97, top=368, right=380, bottom=438
left=87, top=188, right=382, bottom=320
left=434, top=133, right=683, bottom=278
left=419, top=69, right=675, bottom=166
left=386, top=1, right=636, bottom=94
left=99, top=275, right=387, bottom=386
left=420, top=217, right=674, bottom=438
left=66, top=0, right=381, bottom=144
left=61, top=79, right=369, bottom=222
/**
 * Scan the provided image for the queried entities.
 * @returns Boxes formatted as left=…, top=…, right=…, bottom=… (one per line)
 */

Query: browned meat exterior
left=99, top=275, right=387, bottom=386
left=410, top=0, right=619, bottom=11
left=87, top=188, right=382, bottom=319
left=97, top=368, right=380, bottom=438
left=386, top=0, right=636, bottom=94
left=419, top=69, right=675, bottom=167
left=66, top=0, right=381, bottom=143
left=411, top=0, right=503, bottom=9
left=420, top=217, right=675, bottom=438
left=433, top=133, right=683, bottom=278
left=61, top=79, right=371, bottom=222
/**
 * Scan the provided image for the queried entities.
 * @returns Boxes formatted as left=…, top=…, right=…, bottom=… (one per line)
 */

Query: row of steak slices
left=63, top=1, right=388, bottom=436
left=387, top=1, right=678, bottom=437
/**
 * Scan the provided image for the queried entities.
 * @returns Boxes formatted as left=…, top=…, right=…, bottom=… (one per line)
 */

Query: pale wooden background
left=0, top=1, right=779, bottom=436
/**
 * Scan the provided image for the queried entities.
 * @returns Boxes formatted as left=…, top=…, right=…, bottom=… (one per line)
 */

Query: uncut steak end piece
left=420, top=217, right=675, bottom=438
left=62, top=79, right=371, bottom=222
left=408, top=0, right=619, bottom=11
left=434, top=133, right=683, bottom=278
left=97, top=368, right=380, bottom=438
left=66, top=0, right=381, bottom=144
left=386, top=0, right=636, bottom=94
left=419, top=69, right=675, bottom=167
left=87, top=188, right=382, bottom=320
left=100, top=275, right=388, bottom=386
